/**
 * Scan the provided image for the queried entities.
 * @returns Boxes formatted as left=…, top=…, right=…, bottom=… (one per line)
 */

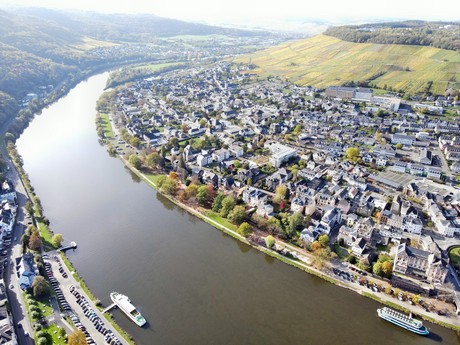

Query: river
left=16, top=73, right=459, bottom=345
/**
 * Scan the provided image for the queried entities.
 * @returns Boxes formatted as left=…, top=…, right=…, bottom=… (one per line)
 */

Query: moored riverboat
left=377, top=307, right=429, bottom=335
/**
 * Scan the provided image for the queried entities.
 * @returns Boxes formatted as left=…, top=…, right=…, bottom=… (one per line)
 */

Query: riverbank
left=115, top=147, right=460, bottom=333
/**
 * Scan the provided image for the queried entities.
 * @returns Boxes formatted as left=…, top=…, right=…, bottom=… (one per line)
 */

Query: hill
left=236, top=34, right=460, bottom=95
left=324, top=21, right=460, bottom=52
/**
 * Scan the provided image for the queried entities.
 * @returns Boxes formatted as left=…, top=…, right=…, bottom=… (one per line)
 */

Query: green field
left=236, top=34, right=460, bottom=95
left=449, top=246, right=460, bottom=265
left=99, top=113, right=114, bottom=138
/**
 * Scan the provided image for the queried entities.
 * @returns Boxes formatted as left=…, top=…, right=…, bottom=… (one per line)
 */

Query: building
left=325, top=86, right=355, bottom=99
left=391, top=134, right=415, bottom=146
left=393, top=243, right=448, bottom=284
left=242, top=187, right=268, bottom=207
left=17, top=253, right=38, bottom=290
left=0, top=280, right=17, bottom=344
left=418, top=149, right=432, bottom=165
left=265, top=142, right=298, bottom=168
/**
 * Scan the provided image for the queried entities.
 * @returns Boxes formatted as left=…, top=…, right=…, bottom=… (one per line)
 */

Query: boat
left=110, top=292, right=146, bottom=327
left=377, top=307, right=429, bottom=335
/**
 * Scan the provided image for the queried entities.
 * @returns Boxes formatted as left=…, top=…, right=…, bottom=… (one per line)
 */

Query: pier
left=102, top=303, right=117, bottom=313
left=57, top=241, right=77, bottom=252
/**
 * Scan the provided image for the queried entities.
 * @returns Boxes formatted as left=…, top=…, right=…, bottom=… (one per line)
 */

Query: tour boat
left=377, top=307, right=429, bottom=335
left=110, top=292, right=146, bottom=327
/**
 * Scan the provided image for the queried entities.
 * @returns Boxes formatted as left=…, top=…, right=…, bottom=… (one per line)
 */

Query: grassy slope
left=236, top=34, right=460, bottom=95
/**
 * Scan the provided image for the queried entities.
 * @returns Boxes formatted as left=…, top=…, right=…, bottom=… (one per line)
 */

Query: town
left=99, top=60, right=460, bottom=320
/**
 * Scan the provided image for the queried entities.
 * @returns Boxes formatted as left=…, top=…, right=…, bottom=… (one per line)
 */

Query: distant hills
left=236, top=34, right=460, bottom=96
left=0, top=7, right=273, bottom=131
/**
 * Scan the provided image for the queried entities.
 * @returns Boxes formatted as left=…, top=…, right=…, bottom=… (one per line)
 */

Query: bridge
left=57, top=241, right=77, bottom=252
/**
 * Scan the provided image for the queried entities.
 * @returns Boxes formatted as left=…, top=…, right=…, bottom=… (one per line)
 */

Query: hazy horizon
left=0, top=0, right=459, bottom=32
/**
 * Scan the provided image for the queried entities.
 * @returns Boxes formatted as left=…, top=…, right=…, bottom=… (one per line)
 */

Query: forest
left=325, top=21, right=460, bottom=52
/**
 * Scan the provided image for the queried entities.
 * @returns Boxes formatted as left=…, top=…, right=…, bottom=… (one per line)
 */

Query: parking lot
left=46, top=253, right=127, bottom=345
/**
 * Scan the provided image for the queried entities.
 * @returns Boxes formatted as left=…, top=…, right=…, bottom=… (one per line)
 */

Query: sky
left=0, top=0, right=459, bottom=31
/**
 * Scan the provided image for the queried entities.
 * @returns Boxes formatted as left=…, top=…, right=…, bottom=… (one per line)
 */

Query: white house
left=265, top=142, right=298, bottom=168
left=229, top=144, right=244, bottom=158
left=242, top=187, right=268, bottom=207
left=256, top=203, right=274, bottom=217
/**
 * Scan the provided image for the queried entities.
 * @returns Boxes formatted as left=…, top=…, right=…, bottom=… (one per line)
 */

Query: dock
left=102, top=303, right=117, bottom=313
left=58, top=241, right=77, bottom=252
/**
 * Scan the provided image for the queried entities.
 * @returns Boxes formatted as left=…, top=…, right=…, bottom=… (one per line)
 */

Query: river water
left=16, top=73, right=459, bottom=345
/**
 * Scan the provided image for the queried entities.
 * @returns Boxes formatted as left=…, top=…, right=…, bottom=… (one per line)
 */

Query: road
left=3, top=167, right=35, bottom=345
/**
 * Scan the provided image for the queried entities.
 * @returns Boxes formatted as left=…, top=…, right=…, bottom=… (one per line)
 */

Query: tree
left=373, top=262, right=383, bottom=276
left=237, top=222, right=253, bottom=237
left=129, top=136, right=141, bottom=148
left=129, top=154, right=142, bottom=169
left=32, top=276, right=50, bottom=298
left=293, top=124, right=302, bottom=136
left=4, top=132, right=15, bottom=144
left=25, top=200, right=34, bottom=217
left=196, top=185, right=209, bottom=206
left=318, top=234, right=330, bottom=248
left=68, top=330, right=88, bottom=345
left=185, top=183, right=198, bottom=199
left=212, top=193, right=225, bottom=212
left=228, top=205, right=246, bottom=224
left=287, top=212, right=304, bottom=235
left=395, top=143, right=403, bottom=149
left=382, top=261, right=393, bottom=278
left=220, top=196, right=236, bottom=218
left=274, top=184, right=287, bottom=203
left=51, top=234, right=64, bottom=248
left=28, top=232, right=42, bottom=251
left=265, top=235, right=275, bottom=248
left=146, top=152, right=162, bottom=168
left=161, top=177, right=178, bottom=196
left=345, top=147, right=360, bottom=162
left=206, top=183, right=216, bottom=204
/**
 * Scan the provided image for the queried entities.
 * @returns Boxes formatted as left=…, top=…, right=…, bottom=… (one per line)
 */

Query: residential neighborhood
left=100, top=60, right=460, bottom=316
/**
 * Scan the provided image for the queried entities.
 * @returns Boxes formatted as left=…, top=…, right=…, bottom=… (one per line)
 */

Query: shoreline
left=117, top=152, right=460, bottom=334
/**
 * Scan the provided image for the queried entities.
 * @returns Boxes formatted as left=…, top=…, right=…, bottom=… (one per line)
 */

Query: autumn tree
left=161, top=177, right=178, bottom=196
left=206, top=183, right=216, bottom=204
left=237, top=222, right=253, bottom=237
left=318, top=234, right=330, bottom=248
left=382, top=261, right=393, bottom=278
left=51, top=233, right=64, bottom=248
left=345, top=147, right=360, bottom=162
left=265, top=235, right=275, bottom=248
left=185, top=183, right=198, bottom=199
left=28, top=232, right=42, bottom=251
left=146, top=152, right=162, bottom=168
left=129, top=154, right=142, bottom=169
left=274, top=184, right=287, bottom=203
left=68, top=330, right=88, bottom=345
left=228, top=205, right=246, bottom=224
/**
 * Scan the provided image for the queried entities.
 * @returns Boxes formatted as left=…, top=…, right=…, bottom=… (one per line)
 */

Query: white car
left=9, top=284, right=13, bottom=289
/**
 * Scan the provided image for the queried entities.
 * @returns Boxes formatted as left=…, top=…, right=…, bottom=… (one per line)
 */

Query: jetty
left=102, top=303, right=117, bottom=313
left=57, top=241, right=77, bottom=252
